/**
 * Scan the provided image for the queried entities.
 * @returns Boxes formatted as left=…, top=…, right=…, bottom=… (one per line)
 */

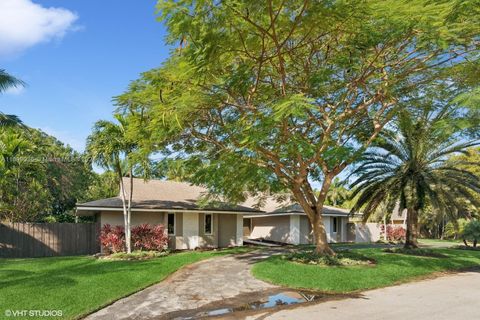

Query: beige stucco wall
left=250, top=215, right=291, bottom=243
left=100, top=211, right=165, bottom=227
left=249, top=214, right=349, bottom=244
left=99, top=210, right=240, bottom=250
left=217, top=214, right=239, bottom=247
left=299, top=215, right=312, bottom=244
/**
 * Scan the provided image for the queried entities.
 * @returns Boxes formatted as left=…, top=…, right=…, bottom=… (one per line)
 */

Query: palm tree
left=0, top=69, right=26, bottom=127
left=86, top=114, right=136, bottom=253
left=325, top=178, right=350, bottom=208
left=349, top=107, right=480, bottom=248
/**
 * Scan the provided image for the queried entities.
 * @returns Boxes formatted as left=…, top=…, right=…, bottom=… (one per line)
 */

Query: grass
left=0, top=247, right=251, bottom=319
left=418, top=238, right=462, bottom=248
left=252, top=248, right=480, bottom=293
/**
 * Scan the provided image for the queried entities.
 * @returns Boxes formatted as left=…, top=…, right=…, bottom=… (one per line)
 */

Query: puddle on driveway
left=174, top=290, right=324, bottom=319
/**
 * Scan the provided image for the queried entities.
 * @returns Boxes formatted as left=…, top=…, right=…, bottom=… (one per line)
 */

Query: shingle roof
left=77, top=178, right=260, bottom=213
left=242, top=195, right=351, bottom=216
left=77, top=178, right=350, bottom=216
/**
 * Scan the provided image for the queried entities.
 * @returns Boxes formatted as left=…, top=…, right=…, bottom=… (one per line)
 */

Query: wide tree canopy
left=116, top=0, right=480, bottom=254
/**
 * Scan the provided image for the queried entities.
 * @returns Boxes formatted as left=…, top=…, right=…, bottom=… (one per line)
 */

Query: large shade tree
left=349, top=106, right=480, bottom=248
left=117, top=0, right=480, bottom=255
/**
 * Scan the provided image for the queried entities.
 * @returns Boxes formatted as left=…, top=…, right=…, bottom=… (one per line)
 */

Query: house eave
left=76, top=206, right=261, bottom=216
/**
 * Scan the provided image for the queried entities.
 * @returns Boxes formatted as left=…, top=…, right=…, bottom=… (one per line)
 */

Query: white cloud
left=0, top=0, right=78, bottom=57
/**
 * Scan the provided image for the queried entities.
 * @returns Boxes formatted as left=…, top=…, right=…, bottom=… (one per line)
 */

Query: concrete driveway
left=246, top=270, right=480, bottom=320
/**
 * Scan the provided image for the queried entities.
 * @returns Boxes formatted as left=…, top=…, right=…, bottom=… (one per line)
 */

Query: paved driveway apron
left=85, top=250, right=278, bottom=320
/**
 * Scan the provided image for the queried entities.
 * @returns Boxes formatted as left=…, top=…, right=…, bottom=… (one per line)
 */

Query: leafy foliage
left=116, top=0, right=480, bottom=254
left=444, top=218, right=469, bottom=239
left=350, top=105, right=480, bottom=248
left=99, top=224, right=125, bottom=254
left=131, top=224, right=169, bottom=251
left=0, top=69, right=26, bottom=128
left=100, top=224, right=169, bottom=254
left=285, top=249, right=375, bottom=266
left=0, top=127, right=93, bottom=222
left=463, top=220, right=480, bottom=247
left=381, top=225, right=407, bottom=242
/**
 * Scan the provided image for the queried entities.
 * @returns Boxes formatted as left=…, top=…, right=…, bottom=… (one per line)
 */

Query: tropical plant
left=99, top=224, right=125, bottom=254
left=444, top=218, right=469, bottom=239
left=0, top=127, right=92, bottom=222
left=349, top=106, right=480, bottom=248
left=325, top=178, right=351, bottom=208
left=86, top=114, right=137, bottom=253
left=131, top=224, right=168, bottom=251
left=0, top=69, right=25, bottom=127
left=463, top=220, right=480, bottom=248
left=116, top=0, right=480, bottom=255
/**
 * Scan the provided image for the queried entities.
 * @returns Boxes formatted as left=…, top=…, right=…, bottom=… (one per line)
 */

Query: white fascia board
left=76, top=206, right=256, bottom=215
left=244, top=213, right=349, bottom=218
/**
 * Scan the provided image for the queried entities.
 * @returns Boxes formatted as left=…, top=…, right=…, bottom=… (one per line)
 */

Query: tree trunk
left=126, top=168, right=133, bottom=254
left=117, top=162, right=131, bottom=254
left=312, top=213, right=335, bottom=255
left=463, top=239, right=470, bottom=247
left=405, top=208, right=419, bottom=249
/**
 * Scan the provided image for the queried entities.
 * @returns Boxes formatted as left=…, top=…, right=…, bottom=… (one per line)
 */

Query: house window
left=332, top=217, right=338, bottom=233
left=204, top=214, right=213, bottom=235
left=167, top=213, right=175, bottom=235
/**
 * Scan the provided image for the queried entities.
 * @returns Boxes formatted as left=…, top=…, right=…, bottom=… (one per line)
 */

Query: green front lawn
left=0, top=247, right=251, bottom=319
left=419, top=238, right=462, bottom=248
left=252, top=248, right=480, bottom=293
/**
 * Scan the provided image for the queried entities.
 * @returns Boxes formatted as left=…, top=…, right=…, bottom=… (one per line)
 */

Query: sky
left=0, top=0, right=170, bottom=151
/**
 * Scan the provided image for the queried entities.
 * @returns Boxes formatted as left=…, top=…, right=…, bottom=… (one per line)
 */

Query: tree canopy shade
left=349, top=106, right=480, bottom=248
left=116, top=0, right=480, bottom=254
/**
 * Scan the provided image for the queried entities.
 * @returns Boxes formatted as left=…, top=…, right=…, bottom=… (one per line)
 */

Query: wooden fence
left=0, top=222, right=100, bottom=258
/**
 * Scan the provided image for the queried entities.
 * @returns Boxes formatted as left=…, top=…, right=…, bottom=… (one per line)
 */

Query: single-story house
left=242, top=197, right=350, bottom=245
left=76, top=178, right=260, bottom=249
left=76, top=178, right=353, bottom=249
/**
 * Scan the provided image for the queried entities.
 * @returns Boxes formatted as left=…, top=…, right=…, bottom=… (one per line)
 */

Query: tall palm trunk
left=126, top=168, right=133, bottom=254
left=116, top=162, right=131, bottom=253
left=405, top=208, right=419, bottom=248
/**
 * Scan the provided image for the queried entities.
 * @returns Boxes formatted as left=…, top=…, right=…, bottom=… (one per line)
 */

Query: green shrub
left=284, top=250, right=375, bottom=266
left=444, top=218, right=468, bottom=239
left=463, top=220, right=480, bottom=248
left=105, top=250, right=169, bottom=261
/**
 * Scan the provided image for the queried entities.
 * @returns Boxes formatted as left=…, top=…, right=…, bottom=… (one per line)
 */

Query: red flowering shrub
left=100, top=223, right=168, bottom=254
left=131, top=224, right=168, bottom=251
left=100, top=224, right=125, bottom=253
left=381, top=225, right=407, bottom=242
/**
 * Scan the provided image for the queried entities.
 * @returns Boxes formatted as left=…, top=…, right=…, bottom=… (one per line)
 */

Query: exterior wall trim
left=77, top=207, right=256, bottom=215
